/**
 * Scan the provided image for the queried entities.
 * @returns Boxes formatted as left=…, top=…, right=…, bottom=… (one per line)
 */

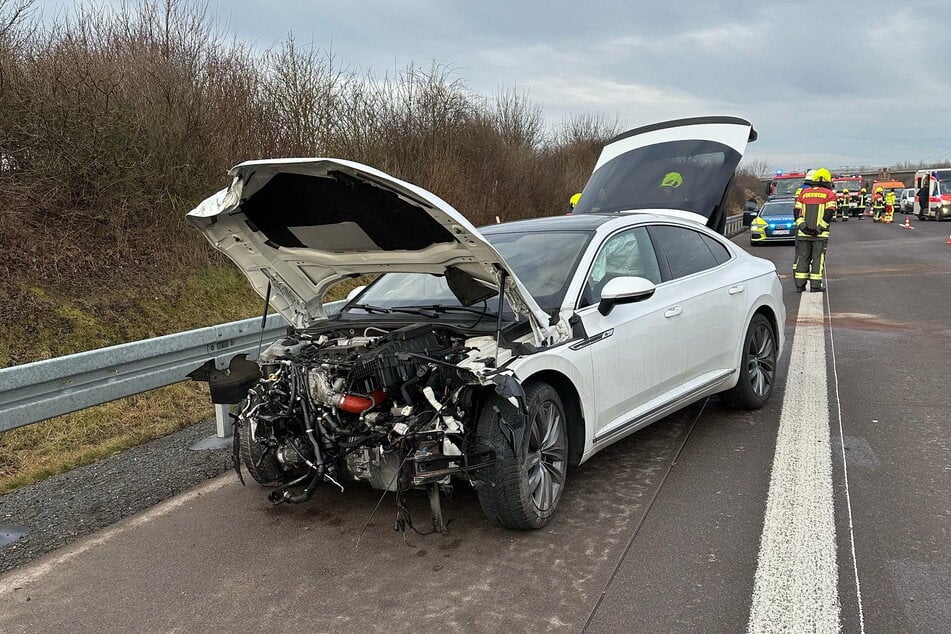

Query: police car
left=750, top=200, right=796, bottom=244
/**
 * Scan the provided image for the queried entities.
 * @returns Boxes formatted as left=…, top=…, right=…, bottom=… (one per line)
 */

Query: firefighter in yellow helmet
left=884, top=188, right=897, bottom=223
left=872, top=186, right=885, bottom=222
left=838, top=188, right=851, bottom=222
left=858, top=187, right=868, bottom=216
left=793, top=168, right=836, bottom=292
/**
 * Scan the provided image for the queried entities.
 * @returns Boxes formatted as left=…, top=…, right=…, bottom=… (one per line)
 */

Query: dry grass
left=0, top=264, right=263, bottom=491
left=0, top=266, right=365, bottom=492
left=0, top=382, right=212, bottom=492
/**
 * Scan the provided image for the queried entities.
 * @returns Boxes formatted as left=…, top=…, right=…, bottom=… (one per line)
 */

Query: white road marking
left=0, top=474, right=232, bottom=594
left=748, top=292, right=840, bottom=632
left=826, top=280, right=866, bottom=632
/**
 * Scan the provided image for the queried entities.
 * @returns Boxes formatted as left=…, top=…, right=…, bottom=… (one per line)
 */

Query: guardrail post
left=215, top=404, right=234, bottom=438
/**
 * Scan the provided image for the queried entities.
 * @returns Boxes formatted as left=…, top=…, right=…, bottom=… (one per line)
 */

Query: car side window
left=648, top=225, right=721, bottom=280
left=700, top=234, right=731, bottom=265
left=579, top=227, right=661, bottom=308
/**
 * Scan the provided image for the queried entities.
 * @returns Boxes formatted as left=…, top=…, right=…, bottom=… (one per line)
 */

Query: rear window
left=572, top=139, right=742, bottom=219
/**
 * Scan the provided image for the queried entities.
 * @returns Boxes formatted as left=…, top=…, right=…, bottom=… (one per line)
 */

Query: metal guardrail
left=725, top=213, right=747, bottom=238
left=0, top=314, right=290, bottom=435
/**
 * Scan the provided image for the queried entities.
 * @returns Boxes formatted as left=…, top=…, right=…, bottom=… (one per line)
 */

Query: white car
left=900, top=188, right=916, bottom=213
left=187, top=116, right=785, bottom=530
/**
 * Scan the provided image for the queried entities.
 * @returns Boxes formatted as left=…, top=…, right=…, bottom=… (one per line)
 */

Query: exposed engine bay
left=193, top=322, right=526, bottom=533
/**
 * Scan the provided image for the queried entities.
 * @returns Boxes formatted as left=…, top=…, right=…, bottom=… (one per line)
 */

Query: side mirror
left=598, top=276, right=656, bottom=316
left=346, top=285, right=367, bottom=302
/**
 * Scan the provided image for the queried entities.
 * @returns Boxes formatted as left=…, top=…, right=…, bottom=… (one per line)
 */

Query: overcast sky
left=42, top=0, right=951, bottom=171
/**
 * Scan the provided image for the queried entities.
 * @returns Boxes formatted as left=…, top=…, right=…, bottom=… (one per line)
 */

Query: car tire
left=721, top=314, right=776, bottom=410
left=238, top=408, right=284, bottom=486
left=471, top=382, right=568, bottom=530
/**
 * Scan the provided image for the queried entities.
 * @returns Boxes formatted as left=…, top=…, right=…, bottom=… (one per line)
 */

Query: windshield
left=572, top=139, right=742, bottom=218
left=771, top=178, right=802, bottom=197
left=833, top=180, right=862, bottom=193
left=932, top=171, right=950, bottom=195
left=346, top=230, right=593, bottom=314
left=759, top=202, right=794, bottom=217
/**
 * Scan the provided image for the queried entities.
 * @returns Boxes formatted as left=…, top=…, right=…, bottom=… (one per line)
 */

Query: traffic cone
left=946, top=232, right=951, bottom=245
left=901, top=216, right=912, bottom=229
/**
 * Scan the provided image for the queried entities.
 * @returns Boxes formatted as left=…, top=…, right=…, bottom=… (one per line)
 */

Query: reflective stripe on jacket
left=795, top=185, right=836, bottom=239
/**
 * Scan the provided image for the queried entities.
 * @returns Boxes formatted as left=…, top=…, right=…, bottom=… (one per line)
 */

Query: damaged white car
left=187, top=116, right=785, bottom=531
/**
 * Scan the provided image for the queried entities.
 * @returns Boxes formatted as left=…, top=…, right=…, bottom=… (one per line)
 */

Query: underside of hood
left=187, top=159, right=552, bottom=342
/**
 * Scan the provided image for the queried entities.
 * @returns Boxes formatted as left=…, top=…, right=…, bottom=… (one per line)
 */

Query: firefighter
left=839, top=188, right=851, bottom=221
left=794, top=168, right=836, bottom=293
left=884, top=189, right=897, bottom=223
left=858, top=187, right=868, bottom=217
left=795, top=170, right=815, bottom=199
left=872, top=187, right=885, bottom=222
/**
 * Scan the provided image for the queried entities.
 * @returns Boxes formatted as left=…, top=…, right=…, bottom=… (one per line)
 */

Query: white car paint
left=502, top=213, right=785, bottom=464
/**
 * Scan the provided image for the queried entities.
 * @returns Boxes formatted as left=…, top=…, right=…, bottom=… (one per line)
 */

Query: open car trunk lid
left=572, top=116, right=757, bottom=234
left=187, top=159, right=553, bottom=341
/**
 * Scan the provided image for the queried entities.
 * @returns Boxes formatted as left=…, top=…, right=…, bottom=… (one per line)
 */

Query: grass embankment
left=0, top=265, right=262, bottom=492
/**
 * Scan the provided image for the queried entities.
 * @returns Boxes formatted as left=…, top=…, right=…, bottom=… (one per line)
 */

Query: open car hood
left=187, top=159, right=553, bottom=341
left=573, top=116, right=756, bottom=234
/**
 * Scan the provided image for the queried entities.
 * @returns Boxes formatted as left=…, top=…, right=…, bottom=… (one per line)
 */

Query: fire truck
left=833, top=175, right=865, bottom=218
left=766, top=171, right=807, bottom=201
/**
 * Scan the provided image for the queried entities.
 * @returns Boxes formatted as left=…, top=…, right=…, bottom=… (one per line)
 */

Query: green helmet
left=661, top=171, right=683, bottom=188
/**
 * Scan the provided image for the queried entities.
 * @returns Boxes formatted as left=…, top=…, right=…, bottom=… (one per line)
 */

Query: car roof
left=480, top=213, right=615, bottom=233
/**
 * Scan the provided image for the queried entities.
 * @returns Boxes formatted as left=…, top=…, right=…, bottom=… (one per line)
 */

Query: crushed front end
left=193, top=322, right=524, bottom=532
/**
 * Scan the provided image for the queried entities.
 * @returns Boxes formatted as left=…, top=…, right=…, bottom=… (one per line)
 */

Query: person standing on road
left=917, top=178, right=930, bottom=217
left=884, top=189, right=897, bottom=223
left=859, top=187, right=868, bottom=217
left=793, top=168, right=836, bottom=293
left=872, top=187, right=885, bottom=221
left=839, top=188, right=851, bottom=221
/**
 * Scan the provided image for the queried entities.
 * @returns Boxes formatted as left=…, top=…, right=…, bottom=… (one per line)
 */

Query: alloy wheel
left=526, top=400, right=566, bottom=512
left=747, top=323, right=775, bottom=397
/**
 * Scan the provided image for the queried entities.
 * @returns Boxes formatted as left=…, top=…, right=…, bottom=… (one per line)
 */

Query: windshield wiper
left=395, top=304, right=500, bottom=319
left=344, top=303, right=391, bottom=314
left=345, top=303, right=439, bottom=318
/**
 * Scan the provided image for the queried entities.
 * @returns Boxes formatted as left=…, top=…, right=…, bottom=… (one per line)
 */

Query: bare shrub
left=0, top=1, right=631, bottom=293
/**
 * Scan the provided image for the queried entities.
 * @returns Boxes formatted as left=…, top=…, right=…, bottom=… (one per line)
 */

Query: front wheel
left=721, top=314, right=776, bottom=410
left=472, top=382, right=568, bottom=529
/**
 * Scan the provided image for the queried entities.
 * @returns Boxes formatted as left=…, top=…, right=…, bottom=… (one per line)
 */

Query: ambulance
left=914, top=169, right=951, bottom=221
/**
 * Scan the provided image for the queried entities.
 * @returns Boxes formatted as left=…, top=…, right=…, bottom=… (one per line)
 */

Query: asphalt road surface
left=1, top=215, right=949, bottom=633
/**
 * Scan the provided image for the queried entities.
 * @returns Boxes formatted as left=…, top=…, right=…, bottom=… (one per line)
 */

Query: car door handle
left=664, top=306, right=682, bottom=318
left=728, top=285, right=745, bottom=295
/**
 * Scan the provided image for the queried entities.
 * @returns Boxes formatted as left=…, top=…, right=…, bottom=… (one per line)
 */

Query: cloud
left=40, top=0, right=951, bottom=167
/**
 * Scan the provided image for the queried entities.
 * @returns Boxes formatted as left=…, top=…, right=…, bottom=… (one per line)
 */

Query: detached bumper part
left=187, top=354, right=261, bottom=404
